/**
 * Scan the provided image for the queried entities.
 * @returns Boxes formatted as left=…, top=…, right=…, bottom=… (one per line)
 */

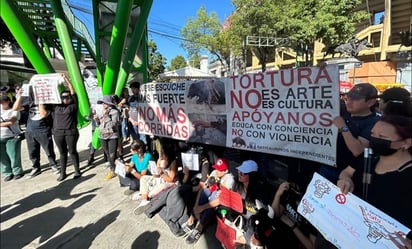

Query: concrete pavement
left=0, top=125, right=223, bottom=249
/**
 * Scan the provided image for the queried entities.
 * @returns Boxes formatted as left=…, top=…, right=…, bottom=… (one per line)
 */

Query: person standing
left=14, top=83, right=59, bottom=178
left=94, top=95, right=121, bottom=180
left=319, top=83, right=381, bottom=183
left=0, top=92, right=24, bottom=181
left=128, top=81, right=146, bottom=144
left=51, top=74, right=81, bottom=181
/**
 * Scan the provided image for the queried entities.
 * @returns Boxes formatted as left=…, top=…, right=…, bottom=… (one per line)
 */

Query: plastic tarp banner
left=137, top=66, right=340, bottom=165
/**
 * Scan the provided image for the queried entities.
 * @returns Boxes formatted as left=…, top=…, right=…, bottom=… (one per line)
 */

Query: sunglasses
left=61, top=95, right=71, bottom=99
left=238, top=171, right=248, bottom=177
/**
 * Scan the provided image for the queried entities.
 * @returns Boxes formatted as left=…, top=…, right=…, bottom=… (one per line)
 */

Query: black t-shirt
left=26, top=103, right=53, bottom=133
left=353, top=159, right=412, bottom=228
left=51, top=94, right=78, bottom=135
left=336, top=112, right=380, bottom=171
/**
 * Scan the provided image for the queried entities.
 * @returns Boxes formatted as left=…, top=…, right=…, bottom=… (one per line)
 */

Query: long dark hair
left=232, top=171, right=260, bottom=207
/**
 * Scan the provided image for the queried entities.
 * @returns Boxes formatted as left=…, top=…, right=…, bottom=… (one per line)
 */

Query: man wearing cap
left=183, top=158, right=235, bottom=244
left=127, top=81, right=146, bottom=144
left=378, top=87, right=411, bottom=116
left=320, top=83, right=381, bottom=184
left=13, top=87, right=59, bottom=178
left=94, top=95, right=121, bottom=180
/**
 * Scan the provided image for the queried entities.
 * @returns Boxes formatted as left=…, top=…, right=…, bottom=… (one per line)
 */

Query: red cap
left=212, top=158, right=229, bottom=171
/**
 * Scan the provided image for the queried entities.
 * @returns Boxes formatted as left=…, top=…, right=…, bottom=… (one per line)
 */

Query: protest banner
left=298, top=173, right=410, bottom=248
left=136, top=82, right=190, bottom=140
left=137, top=65, right=340, bottom=165
left=227, top=66, right=339, bottom=165
left=29, top=73, right=65, bottom=104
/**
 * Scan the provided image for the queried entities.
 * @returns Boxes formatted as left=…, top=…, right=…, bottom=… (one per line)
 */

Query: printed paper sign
left=298, top=173, right=410, bottom=249
left=29, top=73, right=65, bottom=104
left=181, top=152, right=199, bottom=171
left=149, top=160, right=158, bottom=175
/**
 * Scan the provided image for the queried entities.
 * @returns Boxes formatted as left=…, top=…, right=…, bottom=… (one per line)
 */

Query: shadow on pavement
left=131, top=230, right=160, bottom=249
left=0, top=174, right=99, bottom=223
left=1, top=195, right=96, bottom=249
left=39, top=210, right=121, bottom=249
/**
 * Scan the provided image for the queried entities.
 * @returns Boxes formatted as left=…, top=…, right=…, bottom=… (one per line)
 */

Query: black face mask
left=369, top=137, right=398, bottom=156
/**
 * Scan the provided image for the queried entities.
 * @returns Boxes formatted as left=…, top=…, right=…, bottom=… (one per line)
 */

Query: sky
left=68, top=0, right=234, bottom=66
left=148, top=0, right=234, bottom=65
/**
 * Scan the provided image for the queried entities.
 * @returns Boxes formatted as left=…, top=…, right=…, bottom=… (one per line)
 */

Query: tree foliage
left=181, top=6, right=232, bottom=73
left=147, top=40, right=166, bottom=81
left=168, top=55, right=187, bottom=71
left=228, top=0, right=369, bottom=70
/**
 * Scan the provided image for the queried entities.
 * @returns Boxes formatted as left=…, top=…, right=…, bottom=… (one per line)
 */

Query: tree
left=168, top=55, right=187, bottom=71
left=229, top=0, right=369, bottom=70
left=147, top=40, right=166, bottom=81
left=181, top=6, right=232, bottom=73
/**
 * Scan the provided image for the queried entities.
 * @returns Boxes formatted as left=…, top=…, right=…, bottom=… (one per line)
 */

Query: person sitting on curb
left=182, top=158, right=235, bottom=245
left=119, top=139, right=154, bottom=196
left=133, top=142, right=178, bottom=214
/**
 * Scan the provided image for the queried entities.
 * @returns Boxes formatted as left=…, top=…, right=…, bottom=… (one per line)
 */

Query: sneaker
left=185, top=228, right=201, bottom=244
left=26, top=168, right=41, bottom=178
left=133, top=200, right=150, bottom=215
left=104, top=162, right=111, bottom=168
left=4, top=175, right=14, bottom=182
left=73, top=173, right=81, bottom=179
left=14, top=174, right=24, bottom=180
left=104, top=171, right=116, bottom=180
left=51, top=165, right=59, bottom=174
left=124, top=189, right=136, bottom=196
left=181, top=221, right=195, bottom=234
left=87, top=157, right=95, bottom=166
left=131, top=192, right=141, bottom=201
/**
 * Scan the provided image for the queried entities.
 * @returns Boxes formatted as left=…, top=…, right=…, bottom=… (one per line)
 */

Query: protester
left=120, top=139, right=154, bottom=195
left=0, top=92, right=24, bottom=181
left=337, top=115, right=412, bottom=231
left=377, top=87, right=411, bottom=116
left=270, top=181, right=318, bottom=249
left=13, top=84, right=59, bottom=178
left=319, top=83, right=381, bottom=183
left=127, top=81, right=146, bottom=143
left=182, top=158, right=235, bottom=245
left=133, top=141, right=178, bottom=214
left=51, top=74, right=81, bottom=181
left=227, top=160, right=278, bottom=248
left=118, top=87, right=130, bottom=144
left=94, top=95, right=121, bottom=180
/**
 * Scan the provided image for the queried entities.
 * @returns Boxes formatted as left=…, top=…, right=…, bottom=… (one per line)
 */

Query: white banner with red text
left=137, top=65, right=340, bottom=165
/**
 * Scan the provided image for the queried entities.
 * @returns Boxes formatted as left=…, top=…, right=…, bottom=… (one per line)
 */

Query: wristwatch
left=340, top=126, right=350, bottom=133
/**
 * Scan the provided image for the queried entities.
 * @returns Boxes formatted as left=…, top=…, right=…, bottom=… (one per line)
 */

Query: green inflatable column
left=102, top=0, right=133, bottom=95
left=115, top=0, right=153, bottom=96
left=50, top=0, right=90, bottom=127
left=0, top=0, right=54, bottom=73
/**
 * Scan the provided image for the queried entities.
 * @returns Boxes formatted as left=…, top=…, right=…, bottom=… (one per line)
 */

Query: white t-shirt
left=0, top=107, right=21, bottom=138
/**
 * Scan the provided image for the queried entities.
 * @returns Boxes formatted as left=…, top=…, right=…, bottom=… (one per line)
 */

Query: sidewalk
left=0, top=125, right=222, bottom=249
